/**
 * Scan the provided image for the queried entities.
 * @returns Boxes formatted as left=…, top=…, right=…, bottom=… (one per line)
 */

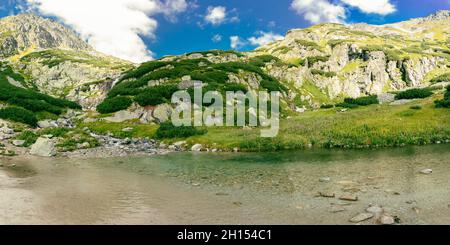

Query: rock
left=42, top=134, right=54, bottom=139
left=319, top=177, right=331, bottom=182
left=153, top=104, right=173, bottom=123
left=420, top=169, right=433, bottom=174
left=330, top=205, right=346, bottom=213
left=339, top=195, right=358, bottom=202
left=349, top=213, right=374, bottom=223
left=174, top=141, right=187, bottom=147
left=30, top=137, right=56, bottom=157
left=12, top=140, right=25, bottom=147
left=37, top=120, right=57, bottom=128
left=378, top=93, right=396, bottom=104
left=191, top=144, right=203, bottom=152
left=319, top=192, right=335, bottom=198
left=76, top=142, right=91, bottom=149
left=379, top=214, right=395, bottom=225
left=122, top=127, right=134, bottom=132
left=366, top=205, right=384, bottom=214
left=104, top=109, right=143, bottom=123
left=233, top=147, right=240, bottom=153
left=1, top=127, right=14, bottom=134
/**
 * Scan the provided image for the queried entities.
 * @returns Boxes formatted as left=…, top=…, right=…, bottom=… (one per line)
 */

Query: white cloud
left=204, top=6, right=226, bottom=25
left=291, top=0, right=346, bottom=24
left=290, top=0, right=396, bottom=25
left=26, top=0, right=188, bottom=63
left=248, top=32, right=284, bottom=47
left=212, top=34, right=222, bottom=43
left=230, top=36, right=245, bottom=49
left=340, top=0, right=396, bottom=15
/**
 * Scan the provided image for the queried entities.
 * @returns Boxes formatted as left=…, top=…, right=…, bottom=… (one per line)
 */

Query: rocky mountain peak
left=0, top=13, right=91, bottom=57
left=423, top=10, right=450, bottom=21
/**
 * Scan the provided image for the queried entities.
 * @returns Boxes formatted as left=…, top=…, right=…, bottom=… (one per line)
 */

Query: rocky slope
left=254, top=10, right=450, bottom=108
left=0, top=13, right=132, bottom=109
left=96, top=11, right=450, bottom=124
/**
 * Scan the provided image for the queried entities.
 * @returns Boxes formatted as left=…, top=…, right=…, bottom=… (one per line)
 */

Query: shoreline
left=1, top=139, right=449, bottom=160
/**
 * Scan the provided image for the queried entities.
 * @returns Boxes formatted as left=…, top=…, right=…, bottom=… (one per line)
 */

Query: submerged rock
left=339, top=195, right=358, bottom=202
left=379, top=214, right=395, bottom=225
left=349, top=213, right=374, bottom=223
left=420, top=169, right=433, bottom=174
left=12, top=140, right=25, bottom=147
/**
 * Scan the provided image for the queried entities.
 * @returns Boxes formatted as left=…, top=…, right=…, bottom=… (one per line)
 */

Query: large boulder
left=37, top=120, right=57, bottom=129
left=30, top=137, right=56, bottom=157
left=153, top=104, right=173, bottom=123
left=104, top=109, right=143, bottom=123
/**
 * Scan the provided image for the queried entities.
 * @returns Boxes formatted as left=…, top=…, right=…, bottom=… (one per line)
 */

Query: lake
left=0, top=144, right=449, bottom=224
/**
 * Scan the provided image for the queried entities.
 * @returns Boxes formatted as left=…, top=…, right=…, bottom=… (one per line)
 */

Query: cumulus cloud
left=204, top=6, right=226, bottom=25
left=291, top=0, right=346, bottom=24
left=212, top=34, right=222, bottom=43
left=291, top=0, right=396, bottom=24
left=26, top=0, right=188, bottom=63
left=248, top=31, right=284, bottom=47
left=340, top=0, right=396, bottom=15
left=230, top=36, right=245, bottom=49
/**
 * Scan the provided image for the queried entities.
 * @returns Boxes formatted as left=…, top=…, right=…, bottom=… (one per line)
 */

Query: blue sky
left=0, top=0, right=449, bottom=62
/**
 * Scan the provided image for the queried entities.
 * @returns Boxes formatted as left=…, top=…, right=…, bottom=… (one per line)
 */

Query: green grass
left=184, top=95, right=449, bottom=151
left=430, top=73, right=450, bottom=84
left=307, top=56, right=330, bottom=67
left=20, top=49, right=131, bottom=70
left=79, top=121, right=159, bottom=139
left=310, top=69, right=336, bottom=77
left=295, top=40, right=323, bottom=51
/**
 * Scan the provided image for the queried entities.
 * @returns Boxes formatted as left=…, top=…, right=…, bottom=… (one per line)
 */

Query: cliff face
left=253, top=11, right=450, bottom=107
left=0, top=14, right=132, bottom=109
left=0, top=13, right=91, bottom=57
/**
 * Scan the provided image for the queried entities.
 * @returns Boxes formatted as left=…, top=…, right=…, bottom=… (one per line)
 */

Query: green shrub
left=435, top=99, right=450, bottom=108
left=0, top=107, right=38, bottom=127
left=321, top=104, right=334, bottom=109
left=7, top=97, right=63, bottom=115
left=134, top=84, right=179, bottom=106
left=435, top=85, right=450, bottom=108
left=120, top=61, right=170, bottom=81
left=395, top=88, right=433, bottom=100
left=310, top=69, right=336, bottom=77
left=296, top=40, right=322, bottom=51
left=430, top=73, right=450, bottom=84
left=344, top=95, right=379, bottom=106
left=328, top=39, right=346, bottom=48
left=222, top=83, right=248, bottom=93
left=155, top=122, right=207, bottom=139
left=336, top=102, right=359, bottom=109
left=260, top=79, right=286, bottom=93
left=307, top=56, right=330, bottom=67
left=249, top=55, right=280, bottom=67
left=16, top=130, right=38, bottom=147
left=97, top=96, right=133, bottom=114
